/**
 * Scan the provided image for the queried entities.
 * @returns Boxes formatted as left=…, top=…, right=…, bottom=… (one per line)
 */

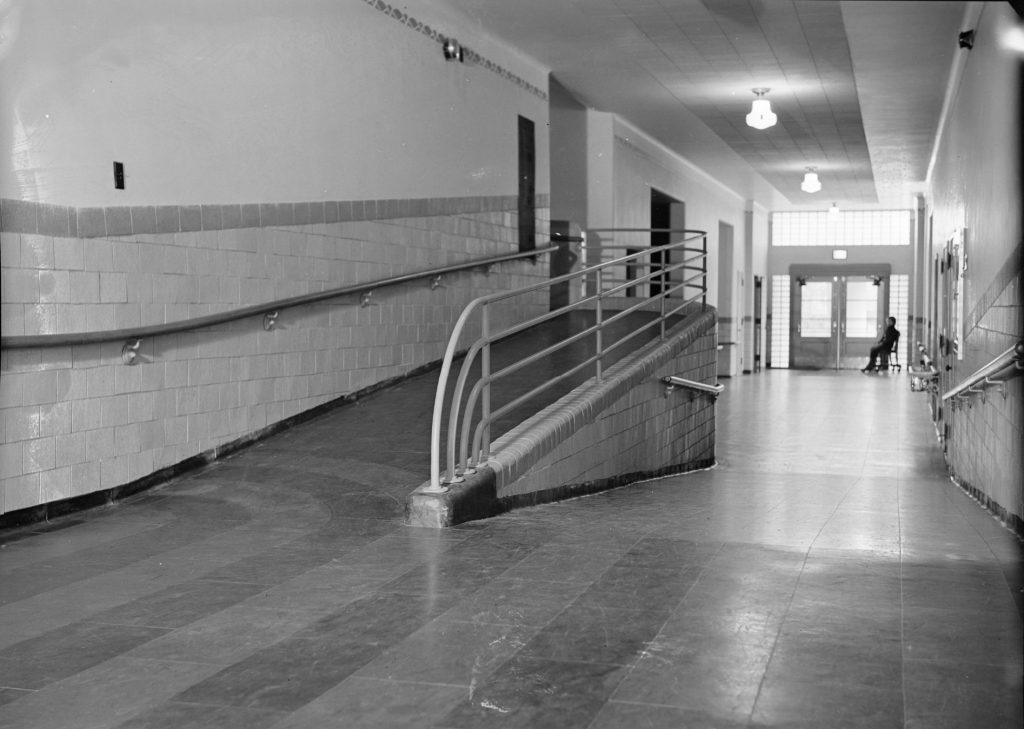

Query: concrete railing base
left=406, top=310, right=718, bottom=528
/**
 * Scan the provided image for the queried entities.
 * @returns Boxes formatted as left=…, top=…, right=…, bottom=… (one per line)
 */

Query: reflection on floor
left=0, top=368, right=1021, bottom=729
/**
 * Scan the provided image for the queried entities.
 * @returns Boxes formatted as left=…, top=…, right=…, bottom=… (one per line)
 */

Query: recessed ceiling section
left=445, top=0, right=959, bottom=209
left=842, top=1, right=966, bottom=205
left=599, top=0, right=876, bottom=204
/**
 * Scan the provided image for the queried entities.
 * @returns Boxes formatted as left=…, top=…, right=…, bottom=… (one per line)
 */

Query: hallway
left=1, top=367, right=1021, bottom=729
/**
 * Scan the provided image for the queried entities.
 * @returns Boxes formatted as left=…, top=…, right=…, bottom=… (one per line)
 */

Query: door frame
left=789, top=263, right=892, bottom=370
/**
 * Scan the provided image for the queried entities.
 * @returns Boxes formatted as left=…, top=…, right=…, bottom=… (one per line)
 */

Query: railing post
left=702, top=233, right=708, bottom=311
left=480, top=303, right=492, bottom=463
left=596, top=267, right=604, bottom=381
left=660, top=261, right=667, bottom=341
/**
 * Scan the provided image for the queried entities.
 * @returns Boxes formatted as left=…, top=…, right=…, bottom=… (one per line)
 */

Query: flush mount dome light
left=745, top=88, right=777, bottom=130
left=442, top=36, right=464, bottom=62
left=801, top=167, right=822, bottom=193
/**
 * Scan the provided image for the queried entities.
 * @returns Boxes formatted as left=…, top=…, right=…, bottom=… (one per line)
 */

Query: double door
left=791, top=272, right=889, bottom=370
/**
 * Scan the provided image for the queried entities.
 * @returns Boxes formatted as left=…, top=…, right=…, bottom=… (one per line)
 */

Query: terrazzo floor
left=1, top=363, right=1021, bottom=728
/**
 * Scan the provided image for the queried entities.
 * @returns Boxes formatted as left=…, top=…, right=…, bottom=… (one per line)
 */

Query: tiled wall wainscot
left=0, top=197, right=551, bottom=517
left=491, top=311, right=718, bottom=505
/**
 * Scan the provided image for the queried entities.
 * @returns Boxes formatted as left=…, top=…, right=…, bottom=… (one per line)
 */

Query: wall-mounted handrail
left=941, top=340, right=1024, bottom=401
left=426, top=228, right=709, bottom=493
left=661, top=375, right=724, bottom=398
left=1, top=246, right=558, bottom=351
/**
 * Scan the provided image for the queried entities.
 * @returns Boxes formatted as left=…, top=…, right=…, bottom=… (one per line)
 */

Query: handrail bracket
left=122, top=339, right=142, bottom=366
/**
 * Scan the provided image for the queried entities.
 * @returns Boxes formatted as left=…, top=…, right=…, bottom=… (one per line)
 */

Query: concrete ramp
left=407, top=309, right=718, bottom=527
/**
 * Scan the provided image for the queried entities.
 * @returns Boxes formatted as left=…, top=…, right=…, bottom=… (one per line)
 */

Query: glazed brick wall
left=0, top=196, right=551, bottom=515
left=945, top=266, right=1023, bottom=527
left=490, top=310, right=717, bottom=502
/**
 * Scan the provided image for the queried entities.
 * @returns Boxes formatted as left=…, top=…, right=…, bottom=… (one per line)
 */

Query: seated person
left=862, top=317, right=899, bottom=372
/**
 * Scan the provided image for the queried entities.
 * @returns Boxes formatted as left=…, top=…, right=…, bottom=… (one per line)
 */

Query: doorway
left=518, top=115, right=536, bottom=252
left=790, top=268, right=890, bottom=370
left=717, top=221, right=740, bottom=376
left=650, top=190, right=685, bottom=296
left=753, top=275, right=763, bottom=372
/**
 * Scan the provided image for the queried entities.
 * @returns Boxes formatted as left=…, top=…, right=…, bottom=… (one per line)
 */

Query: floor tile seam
left=331, top=674, right=473, bottom=690
left=108, top=654, right=234, bottom=669
left=897, top=468, right=918, bottom=729
left=746, top=478, right=862, bottom=725
left=73, top=618, right=185, bottom=633
left=477, top=595, right=674, bottom=616
left=603, top=696, right=754, bottom=713
left=477, top=575, right=600, bottom=586
left=429, top=616, right=556, bottom=630
left=597, top=560, right=719, bottom=710
left=503, top=652, right=639, bottom=670
left=169, top=576, right=311, bottom=588
left=901, top=655, right=1024, bottom=669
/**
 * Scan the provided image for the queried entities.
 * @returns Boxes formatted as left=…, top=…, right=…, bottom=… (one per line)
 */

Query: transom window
left=771, top=210, right=912, bottom=247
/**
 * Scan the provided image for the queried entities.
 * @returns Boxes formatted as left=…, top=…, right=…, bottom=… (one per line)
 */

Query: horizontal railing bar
left=2, top=245, right=559, bottom=350
left=481, top=291, right=604, bottom=346
left=604, top=317, right=665, bottom=352
left=452, top=275, right=704, bottom=476
left=667, top=292, right=704, bottom=315
left=429, top=230, right=709, bottom=490
left=598, top=261, right=703, bottom=299
left=592, top=243, right=707, bottom=257
left=467, top=353, right=604, bottom=467
left=445, top=236, right=703, bottom=314
left=941, top=341, right=1024, bottom=400
left=484, top=323, right=604, bottom=384
left=454, top=318, right=616, bottom=473
left=589, top=228, right=707, bottom=235
left=463, top=286, right=704, bottom=470
left=601, top=300, right=667, bottom=328
left=662, top=375, right=725, bottom=396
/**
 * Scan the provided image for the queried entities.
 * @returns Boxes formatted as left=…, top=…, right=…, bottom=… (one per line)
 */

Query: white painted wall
left=608, top=117, right=751, bottom=319
left=0, top=0, right=555, bottom=515
left=0, top=0, right=549, bottom=206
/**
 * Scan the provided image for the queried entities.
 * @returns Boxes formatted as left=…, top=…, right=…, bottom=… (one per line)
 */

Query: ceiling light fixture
left=442, top=36, right=464, bottom=62
left=745, top=88, right=777, bottom=130
left=800, top=167, right=822, bottom=193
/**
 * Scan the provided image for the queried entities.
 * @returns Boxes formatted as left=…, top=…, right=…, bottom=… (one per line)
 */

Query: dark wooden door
left=518, top=116, right=535, bottom=252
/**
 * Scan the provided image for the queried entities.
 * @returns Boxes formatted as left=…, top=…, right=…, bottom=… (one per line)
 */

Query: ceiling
left=445, top=0, right=969, bottom=210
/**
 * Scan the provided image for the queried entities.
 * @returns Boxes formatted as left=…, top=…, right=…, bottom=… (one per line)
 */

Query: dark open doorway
left=650, top=189, right=685, bottom=296
left=518, top=116, right=536, bottom=252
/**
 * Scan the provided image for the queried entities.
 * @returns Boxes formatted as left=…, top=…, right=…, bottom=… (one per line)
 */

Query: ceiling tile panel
left=443, top=0, right=967, bottom=208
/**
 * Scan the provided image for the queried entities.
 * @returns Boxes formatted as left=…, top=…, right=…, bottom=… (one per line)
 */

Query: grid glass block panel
left=770, top=275, right=790, bottom=368
left=889, top=274, right=909, bottom=364
left=771, top=210, right=912, bottom=247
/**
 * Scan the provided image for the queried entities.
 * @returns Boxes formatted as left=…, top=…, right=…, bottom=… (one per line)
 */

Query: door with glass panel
left=791, top=274, right=888, bottom=369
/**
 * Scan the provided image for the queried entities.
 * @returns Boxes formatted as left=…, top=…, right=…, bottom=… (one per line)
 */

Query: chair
left=880, top=333, right=901, bottom=372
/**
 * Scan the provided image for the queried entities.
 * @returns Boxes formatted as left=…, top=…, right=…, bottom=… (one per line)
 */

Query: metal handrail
left=0, top=246, right=558, bottom=351
left=426, top=228, right=709, bottom=492
left=941, top=340, right=1024, bottom=401
left=661, top=375, right=725, bottom=397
